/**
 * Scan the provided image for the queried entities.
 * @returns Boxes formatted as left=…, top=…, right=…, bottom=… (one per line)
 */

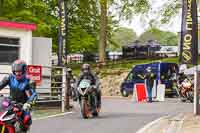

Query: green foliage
left=113, top=0, right=183, bottom=32
left=0, top=0, right=101, bottom=53
left=67, top=0, right=100, bottom=53
left=109, top=27, right=137, bottom=50
left=69, top=24, right=97, bottom=53
left=159, top=0, right=181, bottom=24
left=0, top=0, right=59, bottom=52
left=139, top=28, right=178, bottom=45
left=0, top=0, right=189, bottom=55
left=118, top=0, right=150, bottom=20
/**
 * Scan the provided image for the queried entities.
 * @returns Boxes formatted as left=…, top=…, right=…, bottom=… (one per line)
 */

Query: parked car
left=120, top=62, right=179, bottom=97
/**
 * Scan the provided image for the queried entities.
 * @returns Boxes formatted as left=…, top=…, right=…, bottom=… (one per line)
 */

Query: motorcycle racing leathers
left=77, top=72, right=101, bottom=108
left=0, top=74, right=37, bottom=130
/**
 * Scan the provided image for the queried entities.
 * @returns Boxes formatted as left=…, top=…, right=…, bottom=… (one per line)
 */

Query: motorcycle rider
left=169, top=65, right=180, bottom=97
left=0, top=60, right=37, bottom=131
left=77, top=63, right=101, bottom=111
left=144, top=67, right=156, bottom=102
left=177, top=70, right=190, bottom=100
left=178, top=64, right=188, bottom=85
left=66, top=67, right=77, bottom=101
left=178, top=72, right=188, bottom=85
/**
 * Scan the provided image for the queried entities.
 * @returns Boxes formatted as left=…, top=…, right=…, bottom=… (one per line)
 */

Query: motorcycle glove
left=23, top=103, right=31, bottom=111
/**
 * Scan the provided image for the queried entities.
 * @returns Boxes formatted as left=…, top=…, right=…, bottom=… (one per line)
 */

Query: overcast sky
left=116, top=0, right=182, bottom=36
left=119, top=14, right=181, bottom=36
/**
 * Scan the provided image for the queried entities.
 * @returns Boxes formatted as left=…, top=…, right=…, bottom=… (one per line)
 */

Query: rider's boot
left=97, top=91, right=101, bottom=112
left=22, top=114, right=32, bottom=132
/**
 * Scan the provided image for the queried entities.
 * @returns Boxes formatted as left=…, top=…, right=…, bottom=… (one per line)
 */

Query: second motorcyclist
left=76, top=63, right=101, bottom=111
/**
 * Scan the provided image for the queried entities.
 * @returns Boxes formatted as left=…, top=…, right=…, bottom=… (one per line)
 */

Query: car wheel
left=121, top=90, right=129, bottom=97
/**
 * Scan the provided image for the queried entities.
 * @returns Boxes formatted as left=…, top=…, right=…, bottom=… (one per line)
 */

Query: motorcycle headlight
left=81, top=88, right=86, bottom=92
left=78, top=87, right=83, bottom=95
left=78, top=87, right=89, bottom=95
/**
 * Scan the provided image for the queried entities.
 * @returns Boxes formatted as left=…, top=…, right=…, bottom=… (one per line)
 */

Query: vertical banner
left=58, top=0, right=67, bottom=66
left=198, top=2, right=200, bottom=52
left=58, top=26, right=63, bottom=66
left=179, top=0, right=198, bottom=65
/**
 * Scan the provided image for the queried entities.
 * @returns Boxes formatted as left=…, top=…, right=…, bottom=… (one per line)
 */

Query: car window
left=134, top=71, right=145, bottom=80
left=126, top=73, right=133, bottom=81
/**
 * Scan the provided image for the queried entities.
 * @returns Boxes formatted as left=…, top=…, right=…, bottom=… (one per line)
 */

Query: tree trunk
left=99, top=0, right=107, bottom=64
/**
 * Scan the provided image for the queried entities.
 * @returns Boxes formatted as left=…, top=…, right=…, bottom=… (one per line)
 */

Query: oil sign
left=27, top=65, right=42, bottom=86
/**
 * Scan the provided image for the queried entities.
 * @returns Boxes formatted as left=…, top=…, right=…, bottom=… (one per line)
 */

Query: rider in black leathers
left=76, top=64, right=101, bottom=109
left=177, top=72, right=188, bottom=85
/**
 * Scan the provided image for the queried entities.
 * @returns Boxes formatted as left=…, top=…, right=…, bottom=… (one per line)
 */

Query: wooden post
left=65, top=68, right=70, bottom=110
left=61, top=67, right=66, bottom=112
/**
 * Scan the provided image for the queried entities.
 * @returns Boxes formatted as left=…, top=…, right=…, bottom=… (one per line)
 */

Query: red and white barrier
left=156, top=84, right=165, bottom=102
left=133, top=83, right=148, bottom=102
left=132, top=82, right=166, bottom=102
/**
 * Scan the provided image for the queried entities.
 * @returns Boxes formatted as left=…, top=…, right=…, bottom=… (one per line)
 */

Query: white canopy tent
left=184, top=65, right=200, bottom=75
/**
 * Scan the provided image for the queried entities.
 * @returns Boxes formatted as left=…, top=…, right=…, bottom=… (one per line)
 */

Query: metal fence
left=37, top=66, right=69, bottom=112
left=0, top=65, right=70, bottom=112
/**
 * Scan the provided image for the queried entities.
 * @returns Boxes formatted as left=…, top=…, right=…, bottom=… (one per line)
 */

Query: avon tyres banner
left=58, top=0, right=67, bottom=65
left=180, top=0, right=198, bottom=65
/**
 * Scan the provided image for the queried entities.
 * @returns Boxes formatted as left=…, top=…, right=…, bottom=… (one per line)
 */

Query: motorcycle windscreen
left=79, top=79, right=91, bottom=88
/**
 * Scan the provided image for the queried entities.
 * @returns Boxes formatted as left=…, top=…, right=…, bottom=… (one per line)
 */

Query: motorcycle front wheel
left=80, top=98, right=90, bottom=119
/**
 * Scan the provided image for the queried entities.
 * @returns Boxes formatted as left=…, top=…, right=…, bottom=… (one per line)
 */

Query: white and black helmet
left=81, top=63, right=91, bottom=74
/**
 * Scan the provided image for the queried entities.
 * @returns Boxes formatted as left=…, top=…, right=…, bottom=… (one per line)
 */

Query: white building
left=0, top=20, right=36, bottom=73
left=0, top=20, right=52, bottom=94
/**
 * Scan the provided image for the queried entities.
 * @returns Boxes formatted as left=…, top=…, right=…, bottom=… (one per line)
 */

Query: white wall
left=32, top=37, right=52, bottom=67
left=0, top=27, right=33, bottom=94
left=0, top=65, right=10, bottom=88
left=0, top=29, right=53, bottom=94
left=32, top=37, right=52, bottom=93
left=0, top=27, right=32, bottom=81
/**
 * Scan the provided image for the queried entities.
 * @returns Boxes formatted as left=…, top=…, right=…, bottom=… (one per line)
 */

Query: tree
left=0, top=0, right=59, bottom=52
left=109, top=27, right=137, bottom=50
left=139, top=28, right=178, bottom=46
left=0, top=0, right=102, bottom=54
left=67, top=0, right=100, bottom=53
left=99, top=0, right=107, bottom=63
left=114, top=0, right=198, bottom=32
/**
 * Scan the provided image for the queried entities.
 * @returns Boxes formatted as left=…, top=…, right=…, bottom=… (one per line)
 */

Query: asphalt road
left=31, top=98, right=192, bottom=133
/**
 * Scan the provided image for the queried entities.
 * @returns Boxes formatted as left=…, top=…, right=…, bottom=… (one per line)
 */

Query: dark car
left=120, top=62, right=178, bottom=97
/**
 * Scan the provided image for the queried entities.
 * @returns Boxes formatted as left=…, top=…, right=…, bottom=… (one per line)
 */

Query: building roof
left=0, top=20, right=36, bottom=31
left=123, top=40, right=161, bottom=49
left=124, top=40, right=142, bottom=48
left=145, top=40, right=160, bottom=47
